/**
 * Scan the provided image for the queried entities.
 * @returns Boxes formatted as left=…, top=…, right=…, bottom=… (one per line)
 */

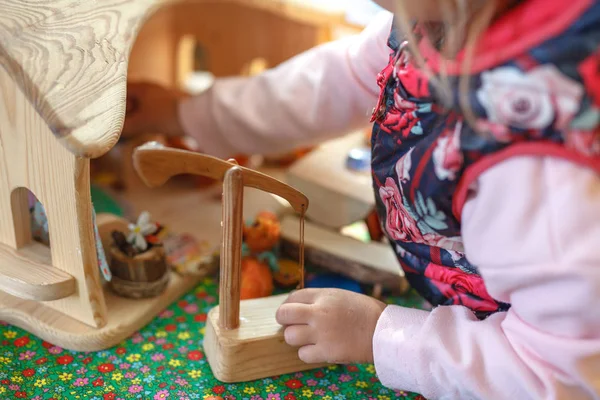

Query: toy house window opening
left=11, top=187, right=52, bottom=260
left=179, top=36, right=214, bottom=94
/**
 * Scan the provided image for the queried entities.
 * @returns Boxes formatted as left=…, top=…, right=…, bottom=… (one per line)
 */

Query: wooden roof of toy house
left=0, top=0, right=354, bottom=159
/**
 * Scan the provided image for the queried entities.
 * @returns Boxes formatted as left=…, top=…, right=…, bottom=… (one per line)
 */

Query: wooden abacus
left=133, top=142, right=325, bottom=382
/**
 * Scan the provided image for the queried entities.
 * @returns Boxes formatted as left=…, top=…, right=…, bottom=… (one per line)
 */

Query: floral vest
left=370, top=0, right=600, bottom=318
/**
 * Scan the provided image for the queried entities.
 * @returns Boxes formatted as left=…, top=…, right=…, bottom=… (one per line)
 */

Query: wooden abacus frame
left=133, top=142, right=325, bottom=382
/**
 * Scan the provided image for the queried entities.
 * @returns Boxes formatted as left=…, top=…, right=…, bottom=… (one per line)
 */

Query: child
left=123, top=0, right=600, bottom=398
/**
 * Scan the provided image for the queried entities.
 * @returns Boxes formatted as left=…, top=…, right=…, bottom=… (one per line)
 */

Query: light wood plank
left=286, top=132, right=374, bottom=229
left=0, top=242, right=76, bottom=301
left=279, top=214, right=409, bottom=292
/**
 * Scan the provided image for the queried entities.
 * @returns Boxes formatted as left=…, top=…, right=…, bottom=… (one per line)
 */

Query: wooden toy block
left=286, top=132, right=375, bottom=229
left=279, top=214, right=408, bottom=293
left=283, top=132, right=409, bottom=292
left=203, top=294, right=327, bottom=383
left=133, top=143, right=324, bottom=383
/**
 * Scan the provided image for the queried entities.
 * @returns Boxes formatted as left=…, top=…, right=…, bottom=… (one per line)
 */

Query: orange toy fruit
left=273, top=259, right=302, bottom=288
left=243, top=211, right=281, bottom=254
left=240, top=257, right=274, bottom=300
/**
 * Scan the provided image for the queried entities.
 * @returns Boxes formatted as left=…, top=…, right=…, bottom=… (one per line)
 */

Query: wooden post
left=219, top=167, right=244, bottom=330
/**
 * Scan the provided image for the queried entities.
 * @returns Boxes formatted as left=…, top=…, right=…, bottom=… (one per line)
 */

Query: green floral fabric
left=0, top=278, right=427, bottom=400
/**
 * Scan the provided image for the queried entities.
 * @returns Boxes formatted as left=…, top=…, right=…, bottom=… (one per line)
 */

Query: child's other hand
left=276, top=288, right=387, bottom=364
left=121, top=81, right=189, bottom=140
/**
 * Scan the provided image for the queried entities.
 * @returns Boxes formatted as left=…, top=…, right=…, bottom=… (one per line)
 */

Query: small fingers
left=298, top=345, right=324, bottom=364
left=276, top=303, right=312, bottom=325
left=283, top=325, right=315, bottom=347
left=283, top=288, right=321, bottom=305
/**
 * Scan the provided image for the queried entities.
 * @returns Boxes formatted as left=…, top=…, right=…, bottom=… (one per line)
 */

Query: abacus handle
left=133, top=143, right=309, bottom=213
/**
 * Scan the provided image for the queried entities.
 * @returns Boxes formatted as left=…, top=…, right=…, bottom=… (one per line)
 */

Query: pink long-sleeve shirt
left=179, top=10, right=600, bottom=400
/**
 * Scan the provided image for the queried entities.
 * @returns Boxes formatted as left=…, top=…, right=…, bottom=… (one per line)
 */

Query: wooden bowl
left=108, top=245, right=170, bottom=299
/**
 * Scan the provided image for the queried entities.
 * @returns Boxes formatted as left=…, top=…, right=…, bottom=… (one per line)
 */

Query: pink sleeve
left=178, top=11, right=393, bottom=158
left=373, top=156, right=600, bottom=399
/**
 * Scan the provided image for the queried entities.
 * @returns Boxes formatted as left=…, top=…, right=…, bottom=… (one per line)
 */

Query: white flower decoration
left=127, top=211, right=158, bottom=252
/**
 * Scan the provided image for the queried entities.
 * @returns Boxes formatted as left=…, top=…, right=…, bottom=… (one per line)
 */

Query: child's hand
left=276, top=288, right=387, bottom=364
left=121, top=81, right=189, bottom=140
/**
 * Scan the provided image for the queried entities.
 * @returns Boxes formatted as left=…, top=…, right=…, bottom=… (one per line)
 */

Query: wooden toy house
left=0, top=58, right=210, bottom=346
left=127, top=0, right=363, bottom=88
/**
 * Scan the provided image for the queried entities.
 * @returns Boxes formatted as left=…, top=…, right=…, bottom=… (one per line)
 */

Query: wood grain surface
left=0, top=0, right=350, bottom=158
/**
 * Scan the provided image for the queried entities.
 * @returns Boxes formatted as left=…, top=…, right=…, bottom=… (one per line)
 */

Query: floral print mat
left=0, top=278, right=427, bottom=400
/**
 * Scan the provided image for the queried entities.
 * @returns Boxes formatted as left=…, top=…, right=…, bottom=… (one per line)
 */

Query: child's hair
left=393, top=0, right=503, bottom=127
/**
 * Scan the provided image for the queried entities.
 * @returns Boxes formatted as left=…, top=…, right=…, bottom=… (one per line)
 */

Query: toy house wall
left=0, top=67, right=107, bottom=328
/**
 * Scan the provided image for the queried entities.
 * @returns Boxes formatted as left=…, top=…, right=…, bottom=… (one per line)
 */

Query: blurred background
left=127, top=0, right=385, bottom=94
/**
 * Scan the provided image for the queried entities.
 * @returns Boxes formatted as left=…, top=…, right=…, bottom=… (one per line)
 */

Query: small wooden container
left=108, top=245, right=170, bottom=299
